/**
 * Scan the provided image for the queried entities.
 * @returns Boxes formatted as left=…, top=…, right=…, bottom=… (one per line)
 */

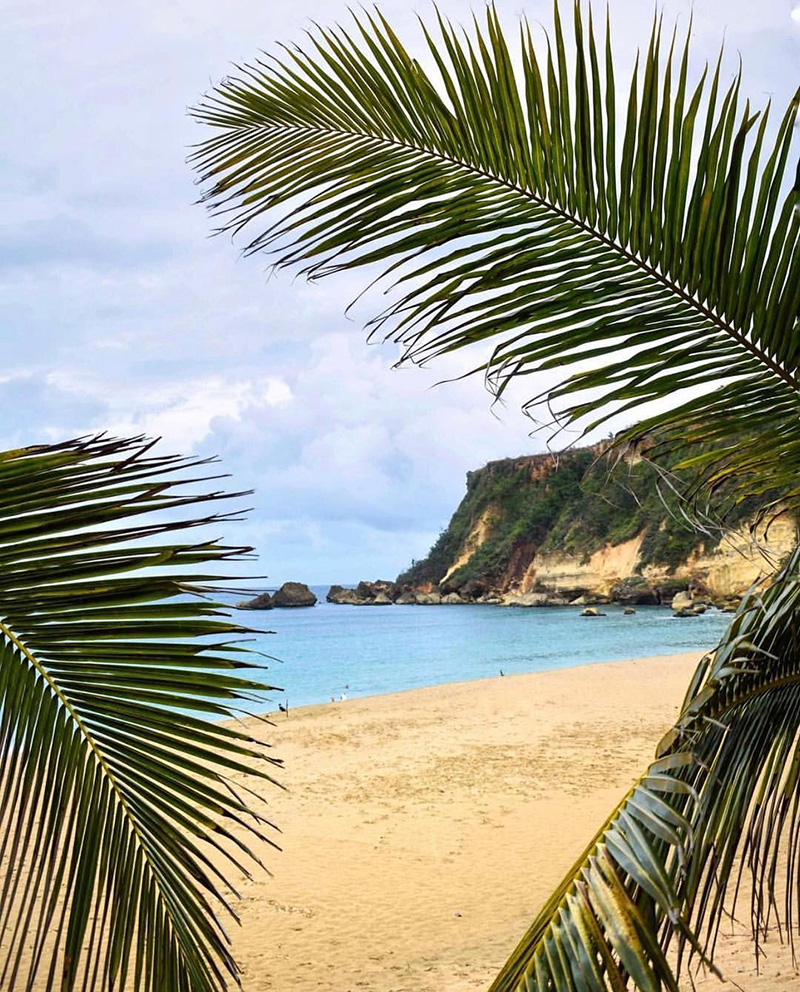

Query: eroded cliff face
left=514, top=534, right=645, bottom=597
left=480, top=512, right=795, bottom=601
left=397, top=444, right=798, bottom=604
left=441, top=506, right=498, bottom=584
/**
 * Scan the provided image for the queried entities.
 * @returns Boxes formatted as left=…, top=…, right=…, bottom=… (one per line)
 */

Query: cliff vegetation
left=397, top=441, right=791, bottom=599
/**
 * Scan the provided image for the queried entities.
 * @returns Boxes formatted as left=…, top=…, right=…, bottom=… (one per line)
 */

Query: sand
left=229, top=653, right=799, bottom=991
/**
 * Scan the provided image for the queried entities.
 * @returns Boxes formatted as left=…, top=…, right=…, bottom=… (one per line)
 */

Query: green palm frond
left=0, top=435, right=280, bottom=991
left=491, top=544, right=800, bottom=991
left=190, top=1, right=799, bottom=512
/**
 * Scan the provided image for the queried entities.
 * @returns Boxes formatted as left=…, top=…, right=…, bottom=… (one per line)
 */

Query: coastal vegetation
left=0, top=437, right=281, bottom=989
left=191, top=1, right=799, bottom=988
left=398, top=439, right=784, bottom=592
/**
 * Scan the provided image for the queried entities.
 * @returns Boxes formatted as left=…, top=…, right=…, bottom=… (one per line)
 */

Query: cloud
left=4, top=0, right=798, bottom=582
left=44, top=370, right=293, bottom=452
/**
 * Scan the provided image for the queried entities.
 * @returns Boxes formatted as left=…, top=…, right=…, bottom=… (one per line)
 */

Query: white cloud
left=2, top=0, right=798, bottom=581
left=44, top=370, right=292, bottom=452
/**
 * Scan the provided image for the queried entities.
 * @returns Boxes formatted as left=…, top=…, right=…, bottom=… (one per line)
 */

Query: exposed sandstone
left=671, top=591, right=694, bottom=611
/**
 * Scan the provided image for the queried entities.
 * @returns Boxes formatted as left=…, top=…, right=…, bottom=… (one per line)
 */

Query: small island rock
left=671, top=590, right=694, bottom=611
left=581, top=606, right=606, bottom=617
left=237, top=592, right=273, bottom=610
left=327, top=580, right=400, bottom=605
left=327, top=585, right=361, bottom=605
left=272, top=582, right=317, bottom=607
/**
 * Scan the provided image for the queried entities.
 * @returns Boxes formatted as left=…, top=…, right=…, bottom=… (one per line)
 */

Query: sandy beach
left=228, top=653, right=797, bottom=991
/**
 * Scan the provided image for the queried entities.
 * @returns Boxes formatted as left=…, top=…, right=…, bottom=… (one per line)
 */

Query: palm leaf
left=0, top=435, right=281, bottom=991
left=190, top=1, right=799, bottom=513
left=491, top=545, right=800, bottom=990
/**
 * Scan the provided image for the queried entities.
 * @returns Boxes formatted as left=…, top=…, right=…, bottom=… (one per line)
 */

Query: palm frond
left=490, top=545, right=800, bottom=991
left=190, top=1, right=799, bottom=512
left=0, top=435, right=280, bottom=991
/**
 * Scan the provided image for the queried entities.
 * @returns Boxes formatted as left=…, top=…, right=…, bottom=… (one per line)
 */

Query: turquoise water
left=229, top=587, right=731, bottom=711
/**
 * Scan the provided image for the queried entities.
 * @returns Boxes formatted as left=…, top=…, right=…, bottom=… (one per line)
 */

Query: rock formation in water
left=327, top=580, right=399, bottom=605
left=272, top=582, right=317, bottom=607
left=241, top=582, right=317, bottom=609
left=237, top=592, right=274, bottom=610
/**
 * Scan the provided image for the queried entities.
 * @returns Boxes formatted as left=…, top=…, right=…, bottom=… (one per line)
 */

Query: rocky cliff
left=396, top=442, right=797, bottom=606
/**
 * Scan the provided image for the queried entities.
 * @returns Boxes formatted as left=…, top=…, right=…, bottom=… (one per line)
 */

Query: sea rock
left=691, top=604, right=707, bottom=615
left=355, top=580, right=377, bottom=601
left=272, top=582, right=317, bottom=607
left=581, top=606, right=606, bottom=617
left=237, top=592, right=273, bottom=610
left=503, top=592, right=571, bottom=607
left=415, top=592, right=441, bottom=605
left=327, top=580, right=401, bottom=605
left=394, top=593, right=417, bottom=605
left=672, top=606, right=698, bottom=618
left=356, top=579, right=400, bottom=602
left=504, top=592, right=550, bottom=607
left=442, top=592, right=466, bottom=604
left=671, top=590, right=694, bottom=611
left=326, top=585, right=361, bottom=605
left=610, top=578, right=658, bottom=605
left=623, top=606, right=636, bottom=615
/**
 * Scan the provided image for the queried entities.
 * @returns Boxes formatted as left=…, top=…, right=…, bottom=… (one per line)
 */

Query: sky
left=3, top=0, right=799, bottom=584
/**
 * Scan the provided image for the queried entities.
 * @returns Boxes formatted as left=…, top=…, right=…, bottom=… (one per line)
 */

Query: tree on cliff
left=191, top=2, right=799, bottom=988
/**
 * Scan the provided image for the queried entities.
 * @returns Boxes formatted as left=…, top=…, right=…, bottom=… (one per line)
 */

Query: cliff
left=396, top=442, right=797, bottom=605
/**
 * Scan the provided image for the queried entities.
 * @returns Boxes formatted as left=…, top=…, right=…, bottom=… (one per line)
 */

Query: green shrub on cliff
left=399, top=441, right=773, bottom=589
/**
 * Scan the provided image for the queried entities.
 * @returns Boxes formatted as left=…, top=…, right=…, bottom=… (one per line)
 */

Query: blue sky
left=4, top=0, right=799, bottom=584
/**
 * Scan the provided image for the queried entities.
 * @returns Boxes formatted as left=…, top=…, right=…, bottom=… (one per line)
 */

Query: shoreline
left=226, top=651, right=793, bottom=991
left=236, top=599, right=732, bottom=713
left=259, top=647, right=710, bottom=718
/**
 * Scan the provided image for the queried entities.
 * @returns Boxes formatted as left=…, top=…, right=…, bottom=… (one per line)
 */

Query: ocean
left=227, top=587, right=732, bottom=711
